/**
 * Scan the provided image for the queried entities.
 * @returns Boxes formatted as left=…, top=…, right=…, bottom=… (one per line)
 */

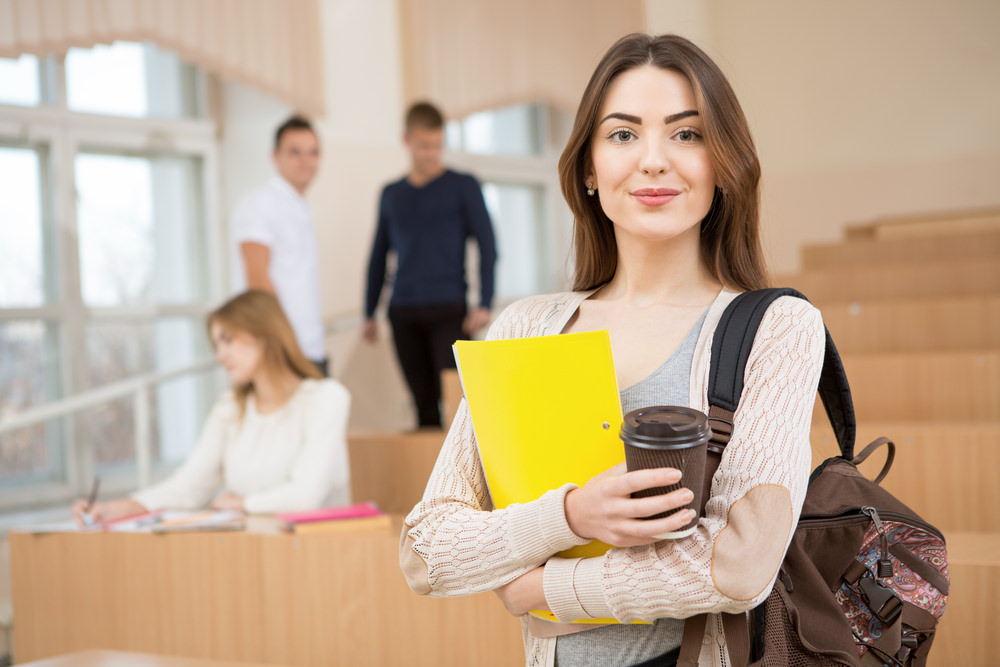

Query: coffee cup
left=620, top=405, right=711, bottom=538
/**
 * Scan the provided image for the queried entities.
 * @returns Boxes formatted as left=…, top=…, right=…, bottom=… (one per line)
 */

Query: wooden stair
left=822, top=350, right=1000, bottom=422
left=804, top=229, right=1000, bottom=269
left=780, top=257, right=999, bottom=302
left=817, top=295, right=1000, bottom=354
left=801, top=215, right=1000, bottom=666
left=844, top=208, right=1000, bottom=241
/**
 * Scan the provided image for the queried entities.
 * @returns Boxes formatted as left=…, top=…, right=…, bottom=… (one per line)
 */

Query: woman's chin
left=226, top=370, right=251, bottom=385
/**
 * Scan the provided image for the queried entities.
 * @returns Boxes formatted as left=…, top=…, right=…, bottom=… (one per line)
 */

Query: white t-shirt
left=132, top=379, right=351, bottom=514
left=231, top=176, right=326, bottom=360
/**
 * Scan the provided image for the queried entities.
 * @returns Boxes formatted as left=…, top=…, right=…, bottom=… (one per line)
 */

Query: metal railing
left=0, top=359, right=218, bottom=488
left=0, top=313, right=362, bottom=490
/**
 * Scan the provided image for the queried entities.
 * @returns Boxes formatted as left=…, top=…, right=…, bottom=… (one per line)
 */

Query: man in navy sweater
left=363, top=102, right=498, bottom=429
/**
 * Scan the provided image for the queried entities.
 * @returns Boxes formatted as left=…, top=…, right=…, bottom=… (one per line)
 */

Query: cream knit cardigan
left=400, top=289, right=825, bottom=666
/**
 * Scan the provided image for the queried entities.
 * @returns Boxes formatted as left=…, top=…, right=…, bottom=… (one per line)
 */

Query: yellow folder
left=454, top=330, right=630, bottom=624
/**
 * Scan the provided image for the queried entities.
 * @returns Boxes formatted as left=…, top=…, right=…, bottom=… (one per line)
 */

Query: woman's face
left=588, top=65, right=717, bottom=246
left=210, top=322, right=265, bottom=384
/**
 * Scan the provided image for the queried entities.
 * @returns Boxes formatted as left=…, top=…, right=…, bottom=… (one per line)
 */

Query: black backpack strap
left=708, top=287, right=856, bottom=459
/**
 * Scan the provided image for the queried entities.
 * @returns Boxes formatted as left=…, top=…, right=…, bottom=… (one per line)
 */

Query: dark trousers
left=388, top=303, right=467, bottom=428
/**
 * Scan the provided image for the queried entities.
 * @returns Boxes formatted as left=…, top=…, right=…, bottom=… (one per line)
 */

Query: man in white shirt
left=231, top=116, right=328, bottom=375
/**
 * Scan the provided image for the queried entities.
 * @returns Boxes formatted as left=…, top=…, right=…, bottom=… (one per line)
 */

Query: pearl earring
left=586, top=185, right=595, bottom=196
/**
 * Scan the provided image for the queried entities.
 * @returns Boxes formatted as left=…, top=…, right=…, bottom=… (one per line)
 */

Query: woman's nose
left=640, top=139, right=670, bottom=175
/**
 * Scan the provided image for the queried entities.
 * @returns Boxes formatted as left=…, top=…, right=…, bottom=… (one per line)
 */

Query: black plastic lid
left=620, top=405, right=712, bottom=449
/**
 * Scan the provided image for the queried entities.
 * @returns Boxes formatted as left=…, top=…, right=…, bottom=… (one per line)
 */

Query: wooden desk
left=11, top=519, right=523, bottom=666
left=18, top=649, right=287, bottom=666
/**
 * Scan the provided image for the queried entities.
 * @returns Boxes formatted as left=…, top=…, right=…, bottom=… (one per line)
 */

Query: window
left=0, top=321, right=65, bottom=487
left=0, top=144, right=53, bottom=307
left=0, top=54, right=42, bottom=107
left=448, top=104, right=546, bottom=156
left=65, top=41, right=203, bottom=118
left=482, top=183, right=546, bottom=298
left=75, top=152, right=207, bottom=306
left=0, top=142, right=65, bottom=492
left=446, top=103, right=575, bottom=302
left=83, top=317, right=213, bottom=472
left=0, top=42, right=219, bottom=511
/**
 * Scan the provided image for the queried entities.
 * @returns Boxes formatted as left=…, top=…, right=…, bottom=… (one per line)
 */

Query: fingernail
left=683, top=489, right=694, bottom=502
left=689, top=509, right=698, bottom=520
left=668, top=470, right=682, bottom=483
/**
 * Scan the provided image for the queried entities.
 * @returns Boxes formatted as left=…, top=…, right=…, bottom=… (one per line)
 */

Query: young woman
left=399, top=34, right=825, bottom=667
left=72, top=290, right=351, bottom=524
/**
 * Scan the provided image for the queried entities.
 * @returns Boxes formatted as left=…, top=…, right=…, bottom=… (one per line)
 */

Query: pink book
left=277, top=501, right=384, bottom=525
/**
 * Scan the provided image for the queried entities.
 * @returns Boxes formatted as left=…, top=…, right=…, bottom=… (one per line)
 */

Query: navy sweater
left=365, top=169, right=498, bottom=317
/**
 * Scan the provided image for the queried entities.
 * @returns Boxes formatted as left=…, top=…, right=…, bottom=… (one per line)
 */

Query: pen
left=82, top=476, right=101, bottom=527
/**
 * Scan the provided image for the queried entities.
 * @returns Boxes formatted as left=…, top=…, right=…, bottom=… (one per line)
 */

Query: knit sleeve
left=543, top=297, right=825, bottom=622
left=399, top=296, right=591, bottom=597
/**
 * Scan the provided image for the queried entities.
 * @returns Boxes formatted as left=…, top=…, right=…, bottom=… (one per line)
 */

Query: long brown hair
left=207, top=290, right=322, bottom=417
left=559, top=33, right=768, bottom=292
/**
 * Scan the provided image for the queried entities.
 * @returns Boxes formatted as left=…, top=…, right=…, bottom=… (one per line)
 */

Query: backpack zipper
left=861, top=506, right=894, bottom=579
left=799, top=508, right=944, bottom=541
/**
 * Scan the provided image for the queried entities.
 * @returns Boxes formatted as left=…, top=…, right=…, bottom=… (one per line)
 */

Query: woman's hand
left=494, top=567, right=548, bottom=617
left=211, top=491, right=245, bottom=511
left=565, top=462, right=697, bottom=547
left=71, top=498, right=146, bottom=527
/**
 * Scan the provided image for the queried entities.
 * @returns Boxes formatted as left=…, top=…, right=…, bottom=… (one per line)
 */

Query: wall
left=645, top=0, right=1000, bottom=272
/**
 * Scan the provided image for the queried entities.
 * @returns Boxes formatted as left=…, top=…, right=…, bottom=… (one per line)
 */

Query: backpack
left=677, top=288, right=949, bottom=667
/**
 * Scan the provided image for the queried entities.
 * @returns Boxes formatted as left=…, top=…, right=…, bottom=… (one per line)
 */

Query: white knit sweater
left=400, top=289, right=824, bottom=666
left=132, top=379, right=352, bottom=514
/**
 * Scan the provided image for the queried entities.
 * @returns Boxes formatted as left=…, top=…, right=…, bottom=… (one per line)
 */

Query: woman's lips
left=631, top=188, right=681, bottom=206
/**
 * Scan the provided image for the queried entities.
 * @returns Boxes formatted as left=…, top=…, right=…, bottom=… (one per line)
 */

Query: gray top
left=555, top=310, right=707, bottom=667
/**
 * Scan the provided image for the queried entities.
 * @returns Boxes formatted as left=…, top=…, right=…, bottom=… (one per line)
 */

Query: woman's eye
left=610, top=129, right=634, bottom=143
left=675, top=130, right=700, bottom=143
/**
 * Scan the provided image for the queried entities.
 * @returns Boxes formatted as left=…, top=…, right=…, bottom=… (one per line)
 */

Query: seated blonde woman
left=72, top=290, right=351, bottom=524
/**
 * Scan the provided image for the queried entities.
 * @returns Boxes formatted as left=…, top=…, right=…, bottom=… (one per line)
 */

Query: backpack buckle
left=858, top=571, right=902, bottom=625
left=707, top=407, right=734, bottom=451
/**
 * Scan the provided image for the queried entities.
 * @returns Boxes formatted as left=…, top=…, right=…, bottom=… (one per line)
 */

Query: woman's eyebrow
left=598, top=110, right=700, bottom=126
left=665, top=110, right=699, bottom=124
left=599, top=112, right=641, bottom=125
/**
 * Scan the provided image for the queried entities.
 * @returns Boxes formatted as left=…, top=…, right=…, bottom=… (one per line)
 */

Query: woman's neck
left=251, top=367, right=303, bottom=414
left=598, top=226, right=721, bottom=308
